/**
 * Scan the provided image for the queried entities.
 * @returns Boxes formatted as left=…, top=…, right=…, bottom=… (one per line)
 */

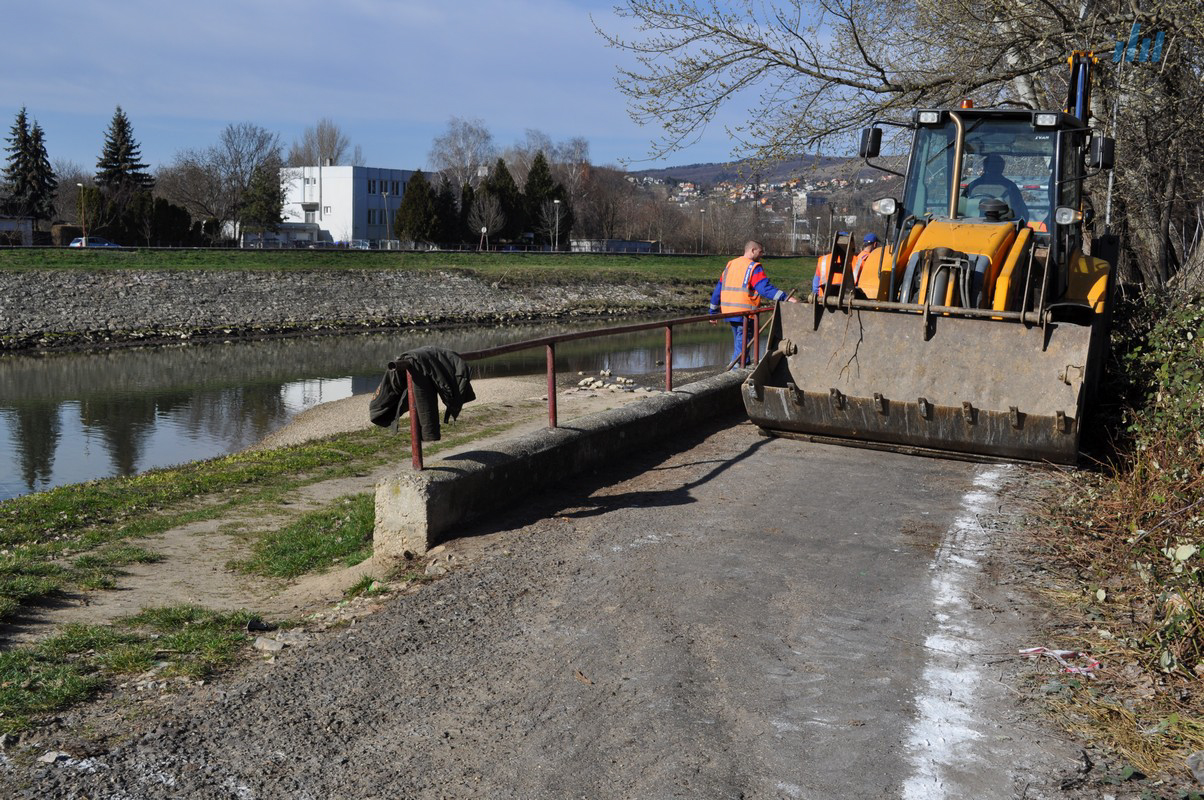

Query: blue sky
left=1, top=0, right=741, bottom=175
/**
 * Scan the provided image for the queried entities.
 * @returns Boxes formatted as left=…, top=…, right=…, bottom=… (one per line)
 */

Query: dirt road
left=3, top=416, right=1088, bottom=798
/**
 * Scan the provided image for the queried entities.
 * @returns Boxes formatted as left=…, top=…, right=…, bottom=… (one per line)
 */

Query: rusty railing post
left=546, top=342, right=558, bottom=428
left=741, top=315, right=751, bottom=366
left=753, top=310, right=762, bottom=362
left=664, top=324, right=673, bottom=391
left=406, top=365, right=423, bottom=470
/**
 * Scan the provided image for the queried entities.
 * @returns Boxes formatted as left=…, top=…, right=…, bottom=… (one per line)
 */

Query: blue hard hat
left=863, top=233, right=880, bottom=244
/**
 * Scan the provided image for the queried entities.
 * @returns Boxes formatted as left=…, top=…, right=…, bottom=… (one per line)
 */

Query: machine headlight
left=871, top=197, right=898, bottom=216
left=1054, top=206, right=1082, bottom=225
left=917, top=110, right=941, bottom=125
left=1033, top=113, right=1059, bottom=128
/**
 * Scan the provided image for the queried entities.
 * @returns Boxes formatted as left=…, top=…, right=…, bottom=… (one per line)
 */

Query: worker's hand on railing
left=786, top=296, right=800, bottom=304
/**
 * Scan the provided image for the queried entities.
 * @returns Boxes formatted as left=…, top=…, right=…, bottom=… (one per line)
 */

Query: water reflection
left=0, top=318, right=731, bottom=500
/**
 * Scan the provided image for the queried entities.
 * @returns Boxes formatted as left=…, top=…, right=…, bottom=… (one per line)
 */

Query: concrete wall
left=374, top=370, right=746, bottom=559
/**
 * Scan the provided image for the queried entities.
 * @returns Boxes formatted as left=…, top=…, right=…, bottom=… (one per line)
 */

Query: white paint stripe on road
left=901, top=465, right=1008, bottom=800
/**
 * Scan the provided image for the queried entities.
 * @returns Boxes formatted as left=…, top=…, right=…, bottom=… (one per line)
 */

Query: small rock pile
left=568, top=370, right=662, bottom=395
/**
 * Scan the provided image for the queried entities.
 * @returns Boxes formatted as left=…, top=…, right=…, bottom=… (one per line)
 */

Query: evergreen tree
left=458, top=182, right=475, bottom=242
left=96, top=106, right=154, bottom=192
left=3, top=109, right=59, bottom=226
left=241, top=160, right=286, bottom=242
left=523, top=152, right=571, bottom=247
left=3, top=107, right=31, bottom=214
left=27, top=122, right=57, bottom=224
left=481, top=158, right=523, bottom=240
left=433, top=175, right=459, bottom=244
left=395, top=169, right=437, bottom=242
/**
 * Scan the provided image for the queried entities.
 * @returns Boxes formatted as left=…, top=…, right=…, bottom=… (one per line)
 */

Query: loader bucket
left=742, top=301, right=1096, bottom=463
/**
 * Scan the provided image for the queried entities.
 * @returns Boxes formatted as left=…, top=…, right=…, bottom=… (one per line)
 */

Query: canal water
left=0, top=317, right=734, bottom=501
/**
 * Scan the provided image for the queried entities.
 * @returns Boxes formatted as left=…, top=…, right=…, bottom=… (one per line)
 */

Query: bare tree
left=577, top=166, right=639, bottom=239
left=467, top=193, right=505, bottom=249
left=429, top=117, right=496, bottom=192
left=503, top=129, right=555, bottom=188
left=287, top=118, right=353, bottom=167
left=160, top=122, right=282, bottom=243
left=51, top=159, right=88, bottom=224
left=598, top=0, right=1204, bottom=285
left=550, top=136, right=591, bottom=208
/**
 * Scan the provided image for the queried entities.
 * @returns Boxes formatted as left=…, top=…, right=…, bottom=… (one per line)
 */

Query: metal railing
left=401, top=307, right=773, bottom=469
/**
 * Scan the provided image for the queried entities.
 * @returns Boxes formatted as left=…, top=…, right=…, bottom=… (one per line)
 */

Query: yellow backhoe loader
left=743, top=53, right=1115, bottom=463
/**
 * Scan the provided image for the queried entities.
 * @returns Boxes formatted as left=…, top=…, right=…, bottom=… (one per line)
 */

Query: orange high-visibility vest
left=817, top=251, right=866, bottom=287
left=718, top=257, right=761, bottom=313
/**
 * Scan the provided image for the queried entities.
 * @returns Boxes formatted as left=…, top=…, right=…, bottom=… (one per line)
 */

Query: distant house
left=0, top=215, right=33, bottom=246
left=278, top=165, right=416, bottom=248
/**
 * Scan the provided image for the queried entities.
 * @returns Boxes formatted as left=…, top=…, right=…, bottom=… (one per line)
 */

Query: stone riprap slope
left=1, top=270, right=709, bottom=351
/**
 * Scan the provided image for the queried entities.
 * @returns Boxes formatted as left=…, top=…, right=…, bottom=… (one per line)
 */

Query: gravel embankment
left=0, top=270, right=709, bottom=351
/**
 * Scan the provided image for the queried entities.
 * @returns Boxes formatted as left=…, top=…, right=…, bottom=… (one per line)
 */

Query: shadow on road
left=458, top=412, right=768, bottom=536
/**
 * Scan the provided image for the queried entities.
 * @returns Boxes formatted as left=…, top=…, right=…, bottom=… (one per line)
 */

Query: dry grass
left=1024, top=290, right=1204, bottom=785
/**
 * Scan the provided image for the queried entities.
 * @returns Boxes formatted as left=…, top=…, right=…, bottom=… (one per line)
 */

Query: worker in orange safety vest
left=813, top=233, right=880, bottom=297
left=709, top=240, right=798, bottom=366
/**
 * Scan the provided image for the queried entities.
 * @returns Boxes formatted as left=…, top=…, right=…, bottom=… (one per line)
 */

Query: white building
left=280, top=165, right=415, bottom=247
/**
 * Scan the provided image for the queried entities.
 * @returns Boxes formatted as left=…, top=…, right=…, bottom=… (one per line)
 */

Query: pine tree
left=27, top=122, right=57, bottom=224
left=3, top=108, right=31, bottom=216
left=458, top=182, right=475, bottom=243
left=481, top=158, right=523, bottom=240
left=3, top=108, right=58, bottom=226
left=433, top=175, right=459, bottom=244
left=96, top=106, right=154, bottom=192
left=395, top=169, right=437, bottom=242
left=241, top=160, right=286, bottom=241
left=523, top=152, right=568, bottom=246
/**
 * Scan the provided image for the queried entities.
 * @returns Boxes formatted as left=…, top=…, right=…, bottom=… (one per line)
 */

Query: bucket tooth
left=873, top=393, right=886, bottom=414
left=962, top=402, right=975, bottom=424
left=786, top=382, right=803, bottom=406
left=1010, top=406, right=1021, bottom=429
left=918, top=397, right=931, bottom=420
left=1056, top=410, right=1068, bottom=433
left=830, top=388, right=845, bottom=410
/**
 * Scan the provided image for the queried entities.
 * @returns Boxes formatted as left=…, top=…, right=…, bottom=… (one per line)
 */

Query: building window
left=304, top=211, right=315, bottom=223
left=323, top=206, right=331, bottom=214
left=392, top=181, right=399, bottom=195
left=368, top=209, right=376, bottom=224
left=368, top=179, right=376, bottom=194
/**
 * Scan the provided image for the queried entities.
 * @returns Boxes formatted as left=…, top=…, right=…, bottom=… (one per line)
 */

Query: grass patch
left=343, top=574, right=387, bottom=599
left=0, top=248, right=816, bottom=288
left=0, top=404, right=519, bottom=622
left=0, top=608, right=263, bottom=733
left=232, top=494, right=375, bottom=579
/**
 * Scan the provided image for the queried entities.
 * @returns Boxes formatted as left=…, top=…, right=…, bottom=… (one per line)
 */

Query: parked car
left=68, top=237, right=121, bottom=248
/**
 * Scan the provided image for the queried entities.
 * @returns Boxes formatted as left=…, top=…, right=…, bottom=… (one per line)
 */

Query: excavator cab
left=743, top=55, right=1115, bottom=463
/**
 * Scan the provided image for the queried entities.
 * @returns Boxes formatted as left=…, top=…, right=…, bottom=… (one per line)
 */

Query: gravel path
left=1, top=420, right=1093, bottom=799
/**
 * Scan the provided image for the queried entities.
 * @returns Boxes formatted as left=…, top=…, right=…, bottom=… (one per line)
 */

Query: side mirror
left=1089, top=136, right=1115, bottom=170
left=859, top=127, right=883, bottom=159
left=870, top=197, right=897, bottom=216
